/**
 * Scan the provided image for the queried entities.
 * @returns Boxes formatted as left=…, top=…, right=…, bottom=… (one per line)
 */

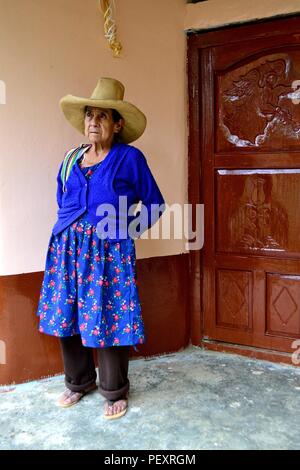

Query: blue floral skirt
left=36, top=213, right=146, bottom=349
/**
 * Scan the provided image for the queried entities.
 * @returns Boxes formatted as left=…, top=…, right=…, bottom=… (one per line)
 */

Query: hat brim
left=60, top=95, right=147, bottom=144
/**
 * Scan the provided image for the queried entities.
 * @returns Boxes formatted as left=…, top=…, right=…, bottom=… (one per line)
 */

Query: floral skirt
left=36, top=213, right=145, bottom=349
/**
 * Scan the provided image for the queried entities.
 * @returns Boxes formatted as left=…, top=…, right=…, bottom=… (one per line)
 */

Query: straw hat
left=59, top=77, right=147, bottom=144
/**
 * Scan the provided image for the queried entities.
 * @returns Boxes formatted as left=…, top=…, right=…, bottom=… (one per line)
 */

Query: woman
left=36, top=77, right=166, bottom=419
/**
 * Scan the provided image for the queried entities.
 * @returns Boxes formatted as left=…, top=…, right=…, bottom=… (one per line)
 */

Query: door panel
left=216, top=169, right=300, bottom=258
left=217, top=50, right=300, bottom=151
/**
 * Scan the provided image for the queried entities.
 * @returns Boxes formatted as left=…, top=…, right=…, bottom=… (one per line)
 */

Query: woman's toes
left=105, top=403, right=113, bottom=415
left=59, top=390, right=83, bottom=406
left=104, top=399, right=127, bottom=416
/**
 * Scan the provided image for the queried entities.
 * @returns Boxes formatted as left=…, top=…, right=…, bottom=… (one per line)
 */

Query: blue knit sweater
left=52, top=142, right=166, bottom=240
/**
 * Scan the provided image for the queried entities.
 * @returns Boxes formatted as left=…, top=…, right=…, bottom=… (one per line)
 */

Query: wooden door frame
left=187, top=14, right=300, bottom=365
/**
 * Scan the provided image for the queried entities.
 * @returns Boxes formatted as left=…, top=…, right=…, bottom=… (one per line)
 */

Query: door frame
left=187, top=14, right=300, bottom=365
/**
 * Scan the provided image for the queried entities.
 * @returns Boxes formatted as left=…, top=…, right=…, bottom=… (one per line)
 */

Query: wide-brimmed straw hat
left=59, top=77, right=147, bottom=144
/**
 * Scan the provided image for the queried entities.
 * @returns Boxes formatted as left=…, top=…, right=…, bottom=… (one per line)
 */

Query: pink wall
left=184, top=0, right=300, bottom=30
left=0, top=0, right=188, bottom=276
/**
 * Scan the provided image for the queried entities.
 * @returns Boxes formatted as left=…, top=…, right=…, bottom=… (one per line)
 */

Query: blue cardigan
left=52, top=142, right=166, bottom=240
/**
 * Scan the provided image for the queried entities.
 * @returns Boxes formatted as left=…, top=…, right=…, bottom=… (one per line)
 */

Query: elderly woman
left=36, top=77, right=165, bottom=419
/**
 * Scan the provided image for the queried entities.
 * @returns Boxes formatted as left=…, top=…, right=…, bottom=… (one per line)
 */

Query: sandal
left=58, top=383, right=97, bottom=408
left=103, top=395, right=128, bottom=420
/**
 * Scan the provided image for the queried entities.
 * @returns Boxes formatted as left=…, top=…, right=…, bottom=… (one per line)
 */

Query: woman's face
left=84, top=106, right=123, bottom=147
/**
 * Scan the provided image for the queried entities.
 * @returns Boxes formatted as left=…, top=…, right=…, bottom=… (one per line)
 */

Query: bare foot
left=58, top=389, right=84, bottom=407
left=104, top=398, right=128, bottom=419
left=58, top=383, right=97, bottom=408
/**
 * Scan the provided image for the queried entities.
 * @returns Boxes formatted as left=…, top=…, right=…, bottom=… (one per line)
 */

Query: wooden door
left=188, top=16, right=300, bottom=356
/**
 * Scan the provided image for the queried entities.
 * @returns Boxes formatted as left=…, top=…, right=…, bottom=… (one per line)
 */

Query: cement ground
left=0, top=345, right=300, bottom=450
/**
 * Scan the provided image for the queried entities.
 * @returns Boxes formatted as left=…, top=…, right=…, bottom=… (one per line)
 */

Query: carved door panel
left=201, top=18, right=300, bottom=353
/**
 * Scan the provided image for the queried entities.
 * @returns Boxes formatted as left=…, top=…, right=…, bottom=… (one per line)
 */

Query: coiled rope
left=98, top=0, right=122, bottom=57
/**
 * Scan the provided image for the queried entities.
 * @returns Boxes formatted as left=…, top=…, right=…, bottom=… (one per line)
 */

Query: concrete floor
left=0, top=345, right=300, bottom=450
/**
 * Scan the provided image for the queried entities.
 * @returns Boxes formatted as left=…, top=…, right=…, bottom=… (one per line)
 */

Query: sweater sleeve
left=127, top=147, right=166, bottom=238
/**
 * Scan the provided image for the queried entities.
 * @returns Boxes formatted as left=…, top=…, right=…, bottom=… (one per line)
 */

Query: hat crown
left=90, top=77, right=124, bottom=101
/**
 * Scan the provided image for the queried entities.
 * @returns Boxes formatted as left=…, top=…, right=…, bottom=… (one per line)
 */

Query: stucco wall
left=1, top=0, right=299, bottom=276
left=184, top=0, right=300, bottom=31
left=0, top=0, right=187, bottom=275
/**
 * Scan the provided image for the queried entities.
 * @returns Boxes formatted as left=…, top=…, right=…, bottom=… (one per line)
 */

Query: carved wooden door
left=199, top=17, right=300, bottom=354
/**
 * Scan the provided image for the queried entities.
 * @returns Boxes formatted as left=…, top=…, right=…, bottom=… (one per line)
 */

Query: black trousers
left=59, top=334, right=130, bottom=401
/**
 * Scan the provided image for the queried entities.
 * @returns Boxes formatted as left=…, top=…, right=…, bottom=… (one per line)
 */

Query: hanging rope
left=98, top=0, right=122, bottom=57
